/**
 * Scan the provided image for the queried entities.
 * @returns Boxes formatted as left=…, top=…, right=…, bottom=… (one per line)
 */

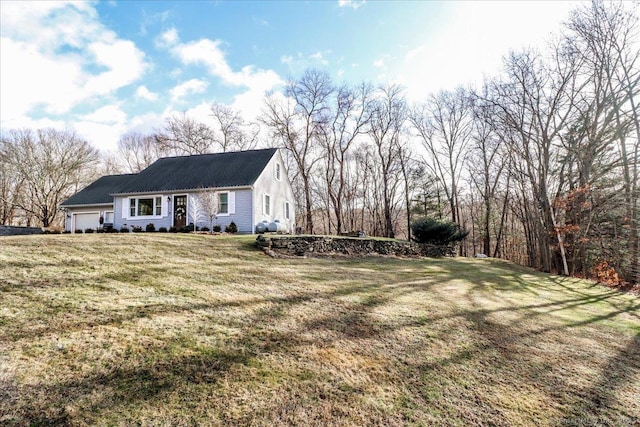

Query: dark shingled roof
left=114, top=148, right=278, bottom=194
left=60, top=174, right=136, bottom=207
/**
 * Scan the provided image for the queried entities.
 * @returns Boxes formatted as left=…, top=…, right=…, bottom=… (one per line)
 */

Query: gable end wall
left=252, top=150, right=296, bottom=233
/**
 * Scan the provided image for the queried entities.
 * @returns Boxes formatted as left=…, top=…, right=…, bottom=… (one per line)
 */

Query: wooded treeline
left=1, top=1, right=637, bottom=285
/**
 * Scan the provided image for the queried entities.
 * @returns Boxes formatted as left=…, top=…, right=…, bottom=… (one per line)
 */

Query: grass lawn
left=0, top=234, right=638, bottom=426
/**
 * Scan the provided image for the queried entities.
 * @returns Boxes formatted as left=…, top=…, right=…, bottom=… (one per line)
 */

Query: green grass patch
left=0, top=233, right=638, bottom=426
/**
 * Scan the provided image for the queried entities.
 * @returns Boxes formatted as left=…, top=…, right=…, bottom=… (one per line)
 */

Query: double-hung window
left=219, top=193, right=229, bottom=214
left=264, top=194, right=271, bottom=215
left=284, top=201, right=291, bottom=220
left=275, top=163, right=281, bottom=181
left=214, top=191, right=234, bottom=216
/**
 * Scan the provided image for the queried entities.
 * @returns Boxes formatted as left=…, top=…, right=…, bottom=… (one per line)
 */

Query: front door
left=174, top=195, right=187, bottom=229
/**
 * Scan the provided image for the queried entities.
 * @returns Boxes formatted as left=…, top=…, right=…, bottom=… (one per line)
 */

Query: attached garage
left=73, top=212, right=100, bottom=232
left=60, top=174, right=135, bottom=232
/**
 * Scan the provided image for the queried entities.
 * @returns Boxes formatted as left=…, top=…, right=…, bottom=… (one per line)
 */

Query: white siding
left=252, top=150, right=296, bottom=233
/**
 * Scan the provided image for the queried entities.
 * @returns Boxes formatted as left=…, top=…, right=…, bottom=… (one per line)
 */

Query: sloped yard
left=0, top=234, right=638, bottom=426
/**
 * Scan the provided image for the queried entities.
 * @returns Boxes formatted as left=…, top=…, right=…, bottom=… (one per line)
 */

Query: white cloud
left=279, top=51, right=334, bottom=73
left=309, top=51, right=329, bottom=66
left=84, top=40, right=146, bottom=96
left=373, top=58, right=385, bottom=69
left=139, top=10, right=170, bottom=36
left=73, top=120, right=125, bottom=152
left=0, top=114, right=67, bottom=134
left=166, top=34, right=283, bottom=91
left=1, top=37, right=84, bottom=118
left=184, top=102, right=215, bottom=124
left=173, top=38, right=235, bottom=81
left=394, top=1, right=581, bottom=101
left=0, top=1, right=147, bottom=122
left=338, top=0, right=366, bottom=10
left=1, top=1, right=100, bottom=52
left=126, top=111, right=166, bottom=136
left=170, top=79, right=208, bottom=102
left=66, top=104, right=129, bottom=151
left=252, top=16, right=269, bottom=27
left=156, top=27, right=178, bottom=48
left=230, top=87, right=270, bottom=125
left=135, top=85, right=159, bottom=101
left=169, top=68, right=183, bottom=79
left=81, top=104, right=127, bottom=125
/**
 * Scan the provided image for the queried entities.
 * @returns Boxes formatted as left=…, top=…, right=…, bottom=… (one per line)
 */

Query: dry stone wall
left=256, top=235, right=453, bottom=258
left=0, top=226, right=44, bottom=237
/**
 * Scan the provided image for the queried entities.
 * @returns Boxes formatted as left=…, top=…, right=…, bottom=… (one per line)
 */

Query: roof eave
left=59, top=202, right=114, bottom=209
left=111, top=184, right=253, bottom=197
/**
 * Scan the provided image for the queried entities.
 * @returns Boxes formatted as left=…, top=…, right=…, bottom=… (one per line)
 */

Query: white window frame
left=215, top=191, right=235, bottom=217
left=218, top=192, right=229, bottom=216
left=284, top=201, right=290, bottom=220
left=103, top=211, right=114, bottom=224
left=126, top=195, right=164, bottom=219
left=263, top=193, right=271, bottom=216
left=275, top=163, right=281, bottom=181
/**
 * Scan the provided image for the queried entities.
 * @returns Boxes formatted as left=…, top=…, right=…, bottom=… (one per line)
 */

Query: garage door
left=74, top=213, right=100, bottom=232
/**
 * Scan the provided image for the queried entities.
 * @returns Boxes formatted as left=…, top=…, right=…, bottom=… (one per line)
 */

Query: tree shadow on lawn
left=457, top=271, right=639, bottom=424
left=443, top=257, right=639, bottom=324
left=381, top=257, right=640, bottom=424
left=6, top=345, right=253, bottom=426
left=3, top=267, right=425, bottom=425
left=560, top=332, right=640, bottom=425
left=414, top=305, right=639, bottom=425
left=5, top=255, right=639, bottom=425
left=8, top=294, right=370, bottom=426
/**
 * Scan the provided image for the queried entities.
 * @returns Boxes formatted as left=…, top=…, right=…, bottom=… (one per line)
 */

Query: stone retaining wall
left=255, top=235, right=453, bottom=258
left=0, top=225, right=44, bottom=237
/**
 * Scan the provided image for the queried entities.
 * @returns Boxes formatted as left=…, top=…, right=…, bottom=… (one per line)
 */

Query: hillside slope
left=1, top=234, right=638, bottom=426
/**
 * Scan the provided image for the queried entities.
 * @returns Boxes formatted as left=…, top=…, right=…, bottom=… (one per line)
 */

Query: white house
left=60, top=148, right=295, bottom=233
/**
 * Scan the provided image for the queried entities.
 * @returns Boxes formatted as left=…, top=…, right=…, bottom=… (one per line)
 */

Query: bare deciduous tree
left=367, top=84, right=408, bottom=238
left=210, top=102, right=259, bottom=152
left=0, top=147, right=24, bottom=225
left=1, top=128, right=100, bottom=228
left=411, top=87, right=472, bottom=225
left=196, top=188, right=219, bottom=232
left=118, top=132, right=166, bottom=173
left=156, top=112, right=214, bottom=155
left=261, top=69, right=332, bottom=234
left=468, top=88, right=507, bottom=256
left=320, top=82, right=374, bottom=234
left=561, top=0, right=640, bottom=283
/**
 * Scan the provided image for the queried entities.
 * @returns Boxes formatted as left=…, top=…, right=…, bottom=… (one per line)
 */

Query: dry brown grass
left=0, top=233, right=638, bottom=426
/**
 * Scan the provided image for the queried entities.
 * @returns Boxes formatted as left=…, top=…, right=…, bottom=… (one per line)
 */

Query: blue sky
left=1, top=0, right=582, bottom=152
